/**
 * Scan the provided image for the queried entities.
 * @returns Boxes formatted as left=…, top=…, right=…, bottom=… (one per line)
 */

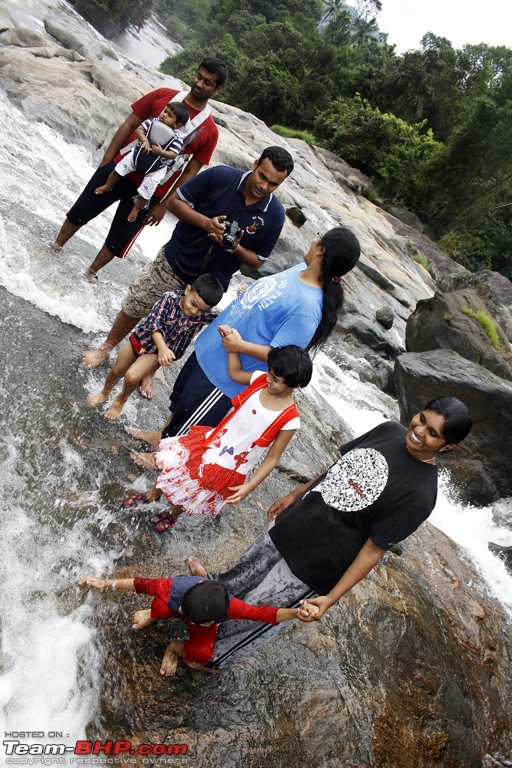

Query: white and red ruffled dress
left=154, top=372, right=300, bottom=517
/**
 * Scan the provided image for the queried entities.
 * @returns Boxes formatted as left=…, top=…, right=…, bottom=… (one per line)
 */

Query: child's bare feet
left=104, top=396, right=125, bottom=420
left=47, top=242, right=63, bottom=253
left=130, top=450, right=157, bottom=469
left=140, top=372, right=156, bottom=399
left=87, top=391, right=109, bottom=408
left=160, top=642, right=181, bottom=676
left=125, top=427, right=161, bottom=448
left=184, top=661, right=221, bottom=674
left=82, top=347, right=110, bottom=368
left=186, top=556, right=208, bottom=577
left=131, top=608, right=158, bottom=630
left=127, top=207, right=139, bottom=223
left=95, top=184, right=112, bottom=195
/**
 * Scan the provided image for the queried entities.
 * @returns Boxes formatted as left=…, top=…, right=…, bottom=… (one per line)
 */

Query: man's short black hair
left=167, top=101, right=190, bottom=127
left=180, top=580, right=230, bottom=624
left=257, top=146, right=294, bottom=177
left=190, top=274, right=224, bottom=307
left=200, top=57, right=229, bottom=87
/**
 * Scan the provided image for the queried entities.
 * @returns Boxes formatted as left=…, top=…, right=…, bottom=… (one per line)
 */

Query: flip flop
left=150, top=509, right=176, bottom=534
left=122, top=492, right=151, bottom=509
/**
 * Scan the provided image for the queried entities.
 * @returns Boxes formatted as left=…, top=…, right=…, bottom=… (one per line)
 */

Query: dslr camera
left=222, top=220, right=243, bottom=249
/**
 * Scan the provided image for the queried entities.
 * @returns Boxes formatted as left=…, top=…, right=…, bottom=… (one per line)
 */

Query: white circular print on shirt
left=316, top=448, right=389, bottom=512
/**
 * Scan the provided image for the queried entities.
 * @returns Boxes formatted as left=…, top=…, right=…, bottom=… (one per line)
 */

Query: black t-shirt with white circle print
left=269, top=421, right=438, bottom=594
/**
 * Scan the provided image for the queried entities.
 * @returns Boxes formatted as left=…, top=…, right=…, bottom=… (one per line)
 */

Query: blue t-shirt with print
left=195, top=262, right=323, bottom=398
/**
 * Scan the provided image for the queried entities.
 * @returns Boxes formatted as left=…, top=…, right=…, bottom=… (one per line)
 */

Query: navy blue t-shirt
left=269, top=422, right=438, bottom=594
left=164, top=165, right=285, bottom=289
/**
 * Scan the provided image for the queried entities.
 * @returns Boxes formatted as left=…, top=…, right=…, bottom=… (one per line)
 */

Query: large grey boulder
left=394, top=349, right=512, bottom=504
left=406, top=290, right=512, bottom=381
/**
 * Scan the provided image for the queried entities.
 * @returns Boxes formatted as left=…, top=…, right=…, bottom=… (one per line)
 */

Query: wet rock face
left=406, top=290, right=512, bottom=381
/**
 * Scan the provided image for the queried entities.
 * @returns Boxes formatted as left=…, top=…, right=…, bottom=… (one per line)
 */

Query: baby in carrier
left=95, top=101, right=190, bottom=222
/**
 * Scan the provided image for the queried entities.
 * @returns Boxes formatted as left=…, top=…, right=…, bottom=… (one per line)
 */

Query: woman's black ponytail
left=307, top=227, right=360, bottom=352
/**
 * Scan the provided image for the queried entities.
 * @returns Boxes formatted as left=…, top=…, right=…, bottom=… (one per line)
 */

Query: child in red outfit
left=79, top=574, right=318, bottom=675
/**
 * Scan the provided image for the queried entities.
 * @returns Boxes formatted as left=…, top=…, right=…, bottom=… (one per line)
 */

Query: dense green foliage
left=153, top=0, right=512, bottom=278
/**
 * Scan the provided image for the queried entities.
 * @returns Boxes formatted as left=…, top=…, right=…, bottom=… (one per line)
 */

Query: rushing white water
left=1, top=5, right=511, bottom=764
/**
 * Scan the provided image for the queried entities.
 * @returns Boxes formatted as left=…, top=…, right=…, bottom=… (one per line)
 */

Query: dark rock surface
left=406, top=290, right=512, bottom=380
left=395, top=349, right=512, bottom=503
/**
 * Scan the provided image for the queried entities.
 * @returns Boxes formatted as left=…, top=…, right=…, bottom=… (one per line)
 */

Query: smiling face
left=265, top=368, right=292, bottom=397
left=405, top=409, right=455, bottom=461
left=179, top=286, right=211, bottom=317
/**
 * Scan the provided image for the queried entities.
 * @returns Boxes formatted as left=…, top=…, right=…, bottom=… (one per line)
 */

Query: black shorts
left=162, top=353, right=232, bottom=438
left=66, top=163, right=161, bottom=258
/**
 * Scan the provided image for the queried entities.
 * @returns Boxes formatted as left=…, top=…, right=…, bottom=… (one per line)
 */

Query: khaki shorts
left=122, top=247, right=186, bottom=318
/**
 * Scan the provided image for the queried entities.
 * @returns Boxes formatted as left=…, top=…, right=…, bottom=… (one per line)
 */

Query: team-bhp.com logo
left=3, top=737, right=187, bottom=763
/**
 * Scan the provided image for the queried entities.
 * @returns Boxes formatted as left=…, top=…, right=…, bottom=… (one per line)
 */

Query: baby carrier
left=133, top=120, right=179, bottom=175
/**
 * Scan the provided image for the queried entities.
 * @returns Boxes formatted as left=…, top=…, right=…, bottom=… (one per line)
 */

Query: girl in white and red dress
left=124, top=337, right=313, bottom=532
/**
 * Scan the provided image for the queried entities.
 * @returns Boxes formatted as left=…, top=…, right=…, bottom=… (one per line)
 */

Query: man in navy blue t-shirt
left=83, top=145, right=294, bottom=370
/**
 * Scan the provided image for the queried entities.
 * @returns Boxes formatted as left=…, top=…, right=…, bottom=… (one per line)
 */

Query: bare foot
left=140, top=372, right=156, bottom=399
left=132, top=608, right=158, bottom=630
left=160, top=643, right=180, bottom=676
left=130, top=450, right=157, bottom=469
left=127, top=207, right=138, bottom=223
left=95, top=184, right=112, bottom=195
left=87, top=391, right=109, bottom=408
left=125, top=427, right=161, bottom=448
left=104, top=396, right=125, bottom=420
left=184, top=661, right=222, bottom=674
left=186, top=556, right=208, bottom=577
left=82, top=347, right=111, bottom=369
left=47, top=242, right=63, bottom=253
left=85, top=270, right=98, bottom=285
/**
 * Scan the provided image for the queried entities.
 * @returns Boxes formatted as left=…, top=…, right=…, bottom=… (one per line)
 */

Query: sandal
left=150, top=509, right=176, bottom=534
left=122, top=492, right=151, bottom=509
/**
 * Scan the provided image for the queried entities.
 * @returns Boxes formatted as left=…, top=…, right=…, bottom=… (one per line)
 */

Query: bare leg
left=82, top=309, right=140, bottom=368
left=140, top=370, right=156, bottom=399
left=104, top=354, right=159, bottom=420
left=125, top=414, right=172, bottom=447
left=186, top=556, right=208, bottom=577
left=95, top=170, right=121, bottom=196
left=160, top=640, right=186, bottom=676
left=87, top=369, right=120, bottom=408
left=128, top=195, right=149, bottom=223
left=85, top=244, right=117, bottom=282
left=131, top=608, right=158, bottom=630
left=130, top=450, right=159, bottom=469
left=50, top=218, right=81, bottom=251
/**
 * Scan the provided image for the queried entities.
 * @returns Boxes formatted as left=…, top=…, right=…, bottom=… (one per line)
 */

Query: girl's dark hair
left=423, top=396, right=473, bottom=444
left=191, top=273, right=224, bottom=307
left=267, top=345, right=313, bottom=388
left=307, top=227, right=361, bottom=352
left=180, top=581, right=229, bottom=624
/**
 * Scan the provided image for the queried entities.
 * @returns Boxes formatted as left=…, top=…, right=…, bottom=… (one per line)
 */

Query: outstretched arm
left=267, top=475, right=322, bottom=521
left=298, top=538, right=386, bottom=621
left=226, top=429, right=296, bottom=504
left=79, top=576, right=136, bottom=591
